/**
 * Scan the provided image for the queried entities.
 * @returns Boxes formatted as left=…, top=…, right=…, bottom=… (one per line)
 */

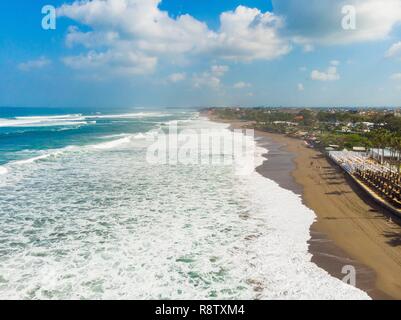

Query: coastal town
left=207, top=107, right=401, bottom=216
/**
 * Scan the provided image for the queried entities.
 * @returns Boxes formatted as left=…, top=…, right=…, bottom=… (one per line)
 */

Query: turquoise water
left=0, top=107, right=190, bottom=165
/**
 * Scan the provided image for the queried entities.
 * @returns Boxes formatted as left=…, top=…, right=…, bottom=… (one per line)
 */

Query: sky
left=2, top=0, right=401, bottom=109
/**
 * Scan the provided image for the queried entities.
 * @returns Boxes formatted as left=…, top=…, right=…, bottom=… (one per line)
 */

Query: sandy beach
left=256, top=131, right=401, bottom=300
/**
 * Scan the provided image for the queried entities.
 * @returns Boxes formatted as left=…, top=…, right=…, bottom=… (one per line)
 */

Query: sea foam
left=91, top=136, right=132, bottom=150
left=0, top=114, right=87, bottom=128
left=86, top=112, right=172, bottom=119
left=0, top=117, right=370, bottom=300
left=0, top=166, right=8, bottom=175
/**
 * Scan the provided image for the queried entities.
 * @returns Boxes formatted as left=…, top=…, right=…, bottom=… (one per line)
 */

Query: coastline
left=253, top=131, right=390, bottom=300
left=214, top=117, right=401, bottom=299
left=256, top=131, right=401, bottom=300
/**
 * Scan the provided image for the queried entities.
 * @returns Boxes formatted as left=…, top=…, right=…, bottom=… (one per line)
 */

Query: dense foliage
left=208, top=107, right=401, bottom=171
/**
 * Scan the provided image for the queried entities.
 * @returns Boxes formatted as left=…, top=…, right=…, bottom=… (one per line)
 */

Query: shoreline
left=213, top=117, right=401, bottom=299
left=253, top=131, right=390, bottom=300
left=255, top=131, right=401, bottom=300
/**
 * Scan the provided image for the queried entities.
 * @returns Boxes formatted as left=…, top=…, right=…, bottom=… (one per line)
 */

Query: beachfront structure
left=355, top=169, right=401, bottom=209
left=328, top=150, right=401, bottom=215
left=273, top=121, right=299, bottom=126
left=328, top=151, right=371, bottom=174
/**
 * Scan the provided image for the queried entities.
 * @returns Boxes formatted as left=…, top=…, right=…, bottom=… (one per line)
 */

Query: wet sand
left=255, top=131, right=401, bottom=300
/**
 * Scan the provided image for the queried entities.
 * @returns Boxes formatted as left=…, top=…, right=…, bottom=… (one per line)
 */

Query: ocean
left=0, top=107, right=369, bottom=299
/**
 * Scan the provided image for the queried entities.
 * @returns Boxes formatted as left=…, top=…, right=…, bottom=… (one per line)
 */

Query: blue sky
left=2, top=0, right=401, bottom=109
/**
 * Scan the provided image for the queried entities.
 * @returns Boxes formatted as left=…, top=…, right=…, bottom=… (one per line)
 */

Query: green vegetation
left=207, top=107, right=401, bottom=171
left=320, top=133, right=372, bottom=150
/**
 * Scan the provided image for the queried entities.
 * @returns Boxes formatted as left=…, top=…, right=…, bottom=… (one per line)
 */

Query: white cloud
left=59, top=0, right=212, bottom=55
left=62, top=50, right=157, bottom=75
left=192, top=65, right=229, bottom=89
left=297, top=83, right=305, bottom=91
left=302, top=44, right=314, bottom=52
left=233, top=81, right=251, bottom=89
left=18, top=57, right=51, bottom=71
left=215, top=6, right=291, bottom=61
left=330, top=60, right=340, bottom=66
left=168, top=72, right=186, bottom=83
left=386, top=41, right=401, bottom=58
left=55, top=0, right=401, bottom=79
left=211, top=65, right=229, bottom=77
left=390, top=73, right=401, bottom=80
left=58, top=1, right=291, bottom=75
left=273, top=0, right=401, bottom=45
left=65, top=26, right=120, bottom=49
left=193, top=74, right=221, bottom=89
left=311, top=66, right=340, bottom=81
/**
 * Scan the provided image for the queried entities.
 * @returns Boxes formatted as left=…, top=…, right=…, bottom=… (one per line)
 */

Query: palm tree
left=389, top=133, right=398, bottom=172
left=395, top=134, right=401, bottom=174
left=372, top=129, right=392, bottom=165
